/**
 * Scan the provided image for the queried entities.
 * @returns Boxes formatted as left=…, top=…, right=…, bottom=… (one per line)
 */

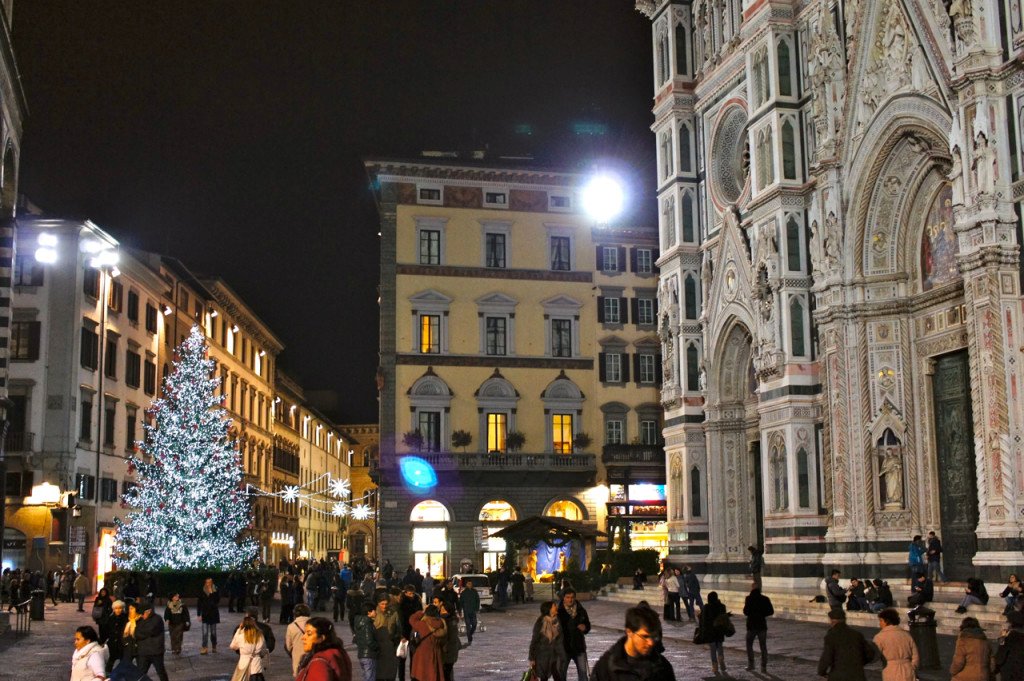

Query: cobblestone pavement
left=0, top=597, right=961, bottom=680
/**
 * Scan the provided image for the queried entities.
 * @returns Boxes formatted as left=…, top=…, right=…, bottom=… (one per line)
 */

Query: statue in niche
left=810, top=4, right=845, bottom=148
left=698, top=360, right=708, bottom=392
left=879, top=448, right=904, bottom=507
left=949, top=0, right=978, bottom=55
left=659, top=313, right=675, bottom=385
left=823, top=211, right=842, bottom=274
left=973, top=128, right=995, bottom=197
left=810, top=219, right=823, bottom=277
left=701, top=250, right=714, bottom=313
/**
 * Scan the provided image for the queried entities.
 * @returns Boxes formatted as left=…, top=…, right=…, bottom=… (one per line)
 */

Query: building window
left=638, top=354, right=657, bottom=384
left=637, top=298, right=655, bottom=326
left=782, top=118, right=797, bottom=180
left=487, top=413, right=507, bottom=453
left=602, top=246, right=620, bottom=273
left=125, top=410, right=137, bottom=452
left=797, top=447, right=810, bottom=508
left=786, top=215, right=802, bottom=272
left=549, top=194, right=572, bottom=211
left=640, top=419, right=659, bottom=445
left=603, top=352, right=622, bottom=382
left=675, top=21, right=687, bottom=74
left=13, top=255, right=43, bottom=286
left=550, top=236, right=571, bottom=271
left=484, top=191, right=507, bottom=207
left=145, top=304, right=157, bottom=334
left=660, top=129, right=673, bottom=180
left=144, top=360, right=157, bottom=395
left=76, top=473, right=96, bottom=501
left=108, top=280, right=123, bottom=313
left=418, top=186, right=442, bottom=204
left=83, top=268, right=100, bottom=299
left=127, top=291, right=139, bottom=323
left=682, top=192, right=695, bottom=242
left=551, top=319, right=572, bottom=357
left=10, top=321, right=40, bottom=361
left=777, top=38, right=793, bottom=97
left=485, top=316, right=507, bottom=356
left=790, top=296, right=807, bottom=357
left=684, top=275, right=698, bottom=319
left=678, top=123, right=692, bottom=174
left=104, top=336, right=117, bottom=379
left=80, top=393, right=93, bottom=442
left=125, top=350, right=141, bottom=388
left=100, top=478, right=119, bottom=503
left=419, top=315, right=441, bottom=354
left=636, top=248, right=654, bottom=274
left=686, top=343, right=700, bottom=391
left=605, top=419, right=623, bottom=445
left=485, top=232, right=506, bottom=268
left=417, top=411, right=441, bottom=452
left=603, top=297, right=621, bottom=324
left=552, top=414, right=573, bottom=454
left=419, top=229, right=441, bottom=265
left=81, top=326, right=99, bottom=371
left=103, top=401, right=116, bottom=448
left=690, top=466, right=702, bottom=517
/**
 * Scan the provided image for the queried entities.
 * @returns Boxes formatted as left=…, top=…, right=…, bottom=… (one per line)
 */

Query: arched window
left=797, top=448, right=810, bottom=508
left=661, top=31, right=671, bottom=83
left=790, top=296, right=806, bottom=358
left=545, top=499, right=584, bottom=521
left=479, top=500, right=516, bottom=522
left=542, top=375, right=584, bottom=454
left=690, top=466, right=702, bottom=517
left=656, top=39, right=665, bottom=84
left=786, top=215, right=802, bottom=272
left=408, top=371, right=453, bottom=452
left=781, top=118, right=797, bottom=180
left=686, top=343, right=700, bottom=392
left=410, top=500, right=449, bottom=579
left=475, top=373, right=519, bottom=453
left=679, top=123, right=692, bottom=174
left=411, top=500, right=451, bottom=522
left=675, top=22, right=687, bottom=75
left=684, top=274, right=698, bottom=320
left=777, top=38, right=792, bottom=97
left=682, top=192, right=694, bottom=242
left=663, top=197, right=677, bottom=248
left=660, top=129, right=674, bottom=180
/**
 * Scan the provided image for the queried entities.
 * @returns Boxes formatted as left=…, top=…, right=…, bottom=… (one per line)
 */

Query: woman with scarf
left=409, top=606, right=446, bottom=681
left=91, top=587, right=113, bottom=626
left=121, top=602, right=141, bottom=665
left=529, top=601, right=567, bottom=681
left=163, top=592, right=191, bottom=655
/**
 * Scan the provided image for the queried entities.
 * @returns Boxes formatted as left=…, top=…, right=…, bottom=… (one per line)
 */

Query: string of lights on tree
left=245, top=472, right=375, bottom=520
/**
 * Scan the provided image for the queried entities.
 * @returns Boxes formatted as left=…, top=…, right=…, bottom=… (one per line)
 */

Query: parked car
left=450, top=573, right=493, bottom=609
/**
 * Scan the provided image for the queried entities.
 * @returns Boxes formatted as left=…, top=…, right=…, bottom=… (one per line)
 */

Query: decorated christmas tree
left=115, top=325, right=257, bottom=570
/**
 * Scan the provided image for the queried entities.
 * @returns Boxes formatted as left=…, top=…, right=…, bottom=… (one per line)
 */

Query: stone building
left=337, top=423, right=380, bottom=563
left=637, top=0, right=1024, bottom=581
left=367, top=157, right=664, bottom=575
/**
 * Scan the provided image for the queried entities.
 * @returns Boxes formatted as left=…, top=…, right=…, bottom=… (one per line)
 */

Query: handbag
left=396, top=639, right=409, bottom=658
left=229, top=665, right=251, bottom=681
left=692, top=627, right=706, bottom=645
left=91, top=604, right=105, bottom=621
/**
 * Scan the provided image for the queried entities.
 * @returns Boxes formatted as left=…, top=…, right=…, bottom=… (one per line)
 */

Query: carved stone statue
left=659, top=313, right=675, bottom=384
left=949, top=147, right=964, bottom=205
left=698, top=361, right=707, bottom=392
left=810, top=4, right=846, bottom=149
left=949, top=0, right=978, bottom=55
left=810, top=219, right=823, bottom=277
left=973, top=130, right=995, bottom=197
left=879, top=448, right=904, bottom=507
left=757, top=221, right=777, bottom=265
left=701, top=250, right=714, bottom=314
left=823, top=211, right=841, bottom=274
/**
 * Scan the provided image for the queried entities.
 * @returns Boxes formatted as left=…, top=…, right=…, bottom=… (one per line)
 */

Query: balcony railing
left=4, top=431, right=33, bottom=453
left=602, top=444, right=664, bottom=465
left=392, top=451, right=596, bottom=471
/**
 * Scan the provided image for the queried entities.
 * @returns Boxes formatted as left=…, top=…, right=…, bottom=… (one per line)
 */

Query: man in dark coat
left=743, top=585, right=774, bottom=673
left=907, top=572, right=934, bottom=608
left=591, top=605, right=675, bottom=681
left=459, top=579, right=481, bottom=645
left=825, top=570, right=846, bottom=609
left=925, top=531, right=946, bottom=582
left=558, top=588, right=592, bottom=681
left=995, top=610, right=1024, bottom=681
left=134, top=600, right=170, bottom=681
left=816, top=609, right=876, bottom=681
left=681, top=566, right=701, bottom=621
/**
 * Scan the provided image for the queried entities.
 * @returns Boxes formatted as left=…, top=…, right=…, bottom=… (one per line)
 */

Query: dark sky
left=12, top=1, right=656, bottom=423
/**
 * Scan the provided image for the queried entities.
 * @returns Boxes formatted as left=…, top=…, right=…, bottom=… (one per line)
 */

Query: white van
left=450, top=573, right=493, bottom=609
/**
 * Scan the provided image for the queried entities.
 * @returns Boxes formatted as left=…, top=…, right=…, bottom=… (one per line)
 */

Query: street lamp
left=581, top=173, right=625, bottom=224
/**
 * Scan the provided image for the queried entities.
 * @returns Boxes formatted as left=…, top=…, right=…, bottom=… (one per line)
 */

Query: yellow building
left=337, top=423, right=378, bottom=563
left=368, top=158, right=662, bottom=575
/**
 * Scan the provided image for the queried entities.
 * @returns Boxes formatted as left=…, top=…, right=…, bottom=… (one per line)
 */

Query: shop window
left=545, top=499, right=583, bottom=521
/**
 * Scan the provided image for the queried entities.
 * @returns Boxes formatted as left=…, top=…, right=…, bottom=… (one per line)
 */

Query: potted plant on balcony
left=572, top=432, right=592, bottom=453
left=451, top=430, right=472, bottom=452
left=506, top=430, right=526, bottom=452
left=401, top=429, right=424, bottom=452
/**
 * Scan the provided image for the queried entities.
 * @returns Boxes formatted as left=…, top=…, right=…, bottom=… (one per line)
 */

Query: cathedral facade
left=638, top=0, right=1024, bottom=582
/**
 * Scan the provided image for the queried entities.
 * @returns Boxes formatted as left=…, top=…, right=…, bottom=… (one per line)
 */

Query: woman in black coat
left=196, top=577, right=221, bottom=654
left=698, top=591, right=728, bottom=675
left=529, top=601, right=567, bottom=681
left=102, top=600, right=129, bottom=673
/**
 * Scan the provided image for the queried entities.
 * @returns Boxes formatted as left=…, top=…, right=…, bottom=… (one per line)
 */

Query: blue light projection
left=399, top=456, right=438, bottom=490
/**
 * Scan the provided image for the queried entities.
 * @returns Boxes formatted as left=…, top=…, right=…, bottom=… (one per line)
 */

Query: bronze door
left=931, top=351, right=978, bottom=579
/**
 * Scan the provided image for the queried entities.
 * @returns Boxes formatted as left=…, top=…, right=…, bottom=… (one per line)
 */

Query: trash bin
left=908, top=608, right=940, bottom=669
left=30, top=589, right=45, bottom=621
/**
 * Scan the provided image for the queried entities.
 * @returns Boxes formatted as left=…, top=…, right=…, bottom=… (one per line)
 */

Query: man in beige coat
left=284, top=603, right=311, bottom=676
left=873, top=608, right=919, bottom=681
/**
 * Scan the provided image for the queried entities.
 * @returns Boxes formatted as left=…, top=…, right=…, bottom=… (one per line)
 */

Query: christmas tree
left=115, top=325, right=257, bottom=570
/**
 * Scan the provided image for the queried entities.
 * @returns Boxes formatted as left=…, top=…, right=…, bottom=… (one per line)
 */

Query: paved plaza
left=0, top=595, right=965, bottom=680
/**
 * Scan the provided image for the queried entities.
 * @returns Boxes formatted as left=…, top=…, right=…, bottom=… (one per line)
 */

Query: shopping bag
left=396, top=639, right=409, bottom=658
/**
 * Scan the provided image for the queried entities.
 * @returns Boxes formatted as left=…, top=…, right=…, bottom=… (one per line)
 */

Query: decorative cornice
left=395, top=354, right=593, bottom=371
left=396, top=264, right=593, bottom=283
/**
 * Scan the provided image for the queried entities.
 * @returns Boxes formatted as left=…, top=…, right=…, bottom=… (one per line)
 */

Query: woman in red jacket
left=409, top=606, right=447, bottom=681
left=296, top=616, right=353, bottom=681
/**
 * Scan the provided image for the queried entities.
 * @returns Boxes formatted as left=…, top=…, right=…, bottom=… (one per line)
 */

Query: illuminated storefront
left=478, top=500, right=515, bottom=571
left=607, top=484, right=668, bottom=557
left=411, top=500, right=449, bottom=578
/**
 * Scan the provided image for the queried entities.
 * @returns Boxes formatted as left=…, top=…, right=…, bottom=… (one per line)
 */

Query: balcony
left=602, top=444, right=665, bottom=484
left=4, top=431, right=33, bottom=453
left=378, top=451, right=597, bottom=487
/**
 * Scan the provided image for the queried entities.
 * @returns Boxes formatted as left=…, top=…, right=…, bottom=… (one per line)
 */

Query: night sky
left=12, top=1, right=656, bottom=423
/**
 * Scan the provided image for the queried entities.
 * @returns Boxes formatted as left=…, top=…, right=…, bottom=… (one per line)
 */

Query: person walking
left=198, top=576, right=222, bottom=655
left=121, top=602, right=141, bottom=666
left=91, top=588, right=113, bottom=627
left=747, top=547, right=764, bottom=590
left=410, top=605, right=447, bottom=681
left=697, top=591, right=729, bottom=675
left=743, top=585, right=774, bottom=673
left=71, top=625, right=109, bottom=681
left=926, top=531, right=946, bottom=583
left=994, top=610, right=1024, bottom=681
left=439, top=599, right=460, bottom=681
left=591, top=605, right=675, bottom=681
left=163, top=592, right=191, bottom=655
left=295, top=617, right=352, bottom=681
left=682, top=566, right=701, bottom=622
left=662, top=569, right=680, bottom=622
left=557, top=588, right=591, bottom=681
left=75, top=571, right=91, bottom=612
left=459, top=579, right=481, bottom=646
left=872, top=608, right=918, bottom=681
left=102, top=600, right=127, bottom=673
left=353, top=600, right=380, bottom=681
left=134, top=600, right=170, bottom=681
left=907, top=535, right=926, bottom=580
left=373, top=593, right=402, bottom=681
left=397, top=585, right=423, bottom=681
left=949, top=616, right=992, bottom=681
left=286, top=604, right=313, bottom=676
left=229, top=616, right=270, bottom=681
left=529, top=601, right=567, bottom=681
left=816, top=609, right=876, bottom=681
left=281, top=574, right=297, bottom=624
left=332, top=571, right=347, bottom=623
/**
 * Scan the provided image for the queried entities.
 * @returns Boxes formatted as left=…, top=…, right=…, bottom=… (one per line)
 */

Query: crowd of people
left=2, top=565, right=93, bottom=612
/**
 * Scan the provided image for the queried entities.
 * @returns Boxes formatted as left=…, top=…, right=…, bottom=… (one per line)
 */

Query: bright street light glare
left=37, top=233, right=58, bottom=247
left=89, top=249, right=120, bottom=268
left=581, top=174, right=625, bottom=223
left=34, top=247, right=57, bottom=264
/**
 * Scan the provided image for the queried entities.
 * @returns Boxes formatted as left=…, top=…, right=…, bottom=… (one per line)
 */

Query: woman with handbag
left=697, top=591, right=728, bottom=675
left=528, top=601, right=566, bottom=681
left=229, top=616, right=269, bottom=681
left=163, top=592, right=191, bottom=655
left=92, top=588, right=113, bottom=625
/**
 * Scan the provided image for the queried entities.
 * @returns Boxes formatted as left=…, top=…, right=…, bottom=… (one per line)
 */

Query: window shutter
left=629, top=247, right=638, bottom=272
left=655, top=355, right=663, bottom=386
left=597, top=297, right=605, bottom=323
left=621, top=353, right=631, bottom=383
left=596, top=246, right=604, bottom=271
left=598, top=353, right=607, bottom=382
left=631, top=298, right=639, bottom=326
left=28, top=321, right=41, bottom=361
left=621, top=297, right=630, bottom=324
left=618, top=247, right=627, bottom=272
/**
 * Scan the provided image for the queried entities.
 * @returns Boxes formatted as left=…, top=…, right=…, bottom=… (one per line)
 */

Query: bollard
left=29, top=588, right=45, bottom=621
left=908, top=607, right=940, bottom=669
